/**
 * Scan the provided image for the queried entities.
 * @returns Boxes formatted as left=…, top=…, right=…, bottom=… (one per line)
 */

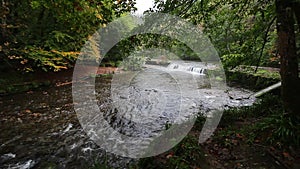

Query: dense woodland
left=0, top=0, right=299, bottom=168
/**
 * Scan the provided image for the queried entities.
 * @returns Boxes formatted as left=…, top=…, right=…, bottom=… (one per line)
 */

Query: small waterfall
left=188, top=67, right=206, bottom=75
left=166, top=63, right=206, bottom=75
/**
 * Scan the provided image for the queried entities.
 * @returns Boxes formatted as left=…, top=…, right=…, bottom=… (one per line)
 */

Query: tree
left=0, top=0, right=136, bottom=72
left=276, top=0, right=299, bottom=115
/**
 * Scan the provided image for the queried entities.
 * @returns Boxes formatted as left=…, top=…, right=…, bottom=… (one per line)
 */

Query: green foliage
left=217, top=94, right=299, bottom=148
left=151, top=0, right=278, bottom=69
left=204, top=0, right=276, bottom=69
left=1, top=0, right=136, bottom=72
left=139, top=135, right=207, bottom=169
left=90, top=162, right=112, bottom=169
left=105, top=33, right=201, bottom=66
left=220, top=94, right=282, bottom=124
left=230, top=65, right=281, bottom=79
left=221, top=53, right=245, bottom=69
left=6, top=46, right=79, bottom=72
left=120, top=52, right=146, bottom=71
left=226, top=66, right=281, bottom=91
left=253, top=113, right=300, bottom=147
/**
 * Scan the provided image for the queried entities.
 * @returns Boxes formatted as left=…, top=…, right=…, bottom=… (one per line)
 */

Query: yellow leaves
left=50, top=50, right=80, bottom=57
left=25, top=67, right=34, bottom=72
left=53, top=66, right=68, bottom=72
left=269, top=56, right=279, bottom=62
left=25, top=109, right=31, bottom=113
left=8, top=55, right=16, bottom=59
left=20, top=59, right=28, bottom=64
left=65, top=51, right=80, bottom=56
left=16, top=48, right=79, bottom=72
left=95, top=13, right=104, bottom=20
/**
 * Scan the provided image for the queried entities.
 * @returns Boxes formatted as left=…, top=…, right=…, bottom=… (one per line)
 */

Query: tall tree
left=276, top=0, right=299, bottom=115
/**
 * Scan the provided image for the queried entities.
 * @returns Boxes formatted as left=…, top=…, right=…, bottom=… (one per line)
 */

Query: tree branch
left=255, top=16, right=277, bottom=73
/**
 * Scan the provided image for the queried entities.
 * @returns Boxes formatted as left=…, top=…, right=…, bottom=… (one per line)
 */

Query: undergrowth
left=217, top=94, right=299, bottom=148
left=139, top=135, right=209, bottom=169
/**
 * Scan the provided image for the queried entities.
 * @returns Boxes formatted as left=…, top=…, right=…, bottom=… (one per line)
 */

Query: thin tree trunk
left=276, top=0, right=299, bottom=115
left=1, top=0, right=8, bottom=44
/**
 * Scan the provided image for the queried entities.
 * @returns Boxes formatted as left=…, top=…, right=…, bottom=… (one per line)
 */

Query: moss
left=230, top=65, right=280, bottom=79
left=225, top=65, right=280, bottom=91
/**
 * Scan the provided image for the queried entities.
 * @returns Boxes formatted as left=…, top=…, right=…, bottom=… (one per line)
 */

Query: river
left=0, top=61, right=256, bottom=168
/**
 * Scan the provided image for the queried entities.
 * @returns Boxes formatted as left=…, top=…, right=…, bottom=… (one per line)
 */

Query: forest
left=0, top=0, right=299, bottom=168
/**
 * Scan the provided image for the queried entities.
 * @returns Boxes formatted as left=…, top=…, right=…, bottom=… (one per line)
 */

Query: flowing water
left=0, top=61, right=256, bottom=168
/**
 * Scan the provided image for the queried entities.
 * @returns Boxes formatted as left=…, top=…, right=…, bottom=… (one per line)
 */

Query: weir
left=167, top=63, right=206, bottom=75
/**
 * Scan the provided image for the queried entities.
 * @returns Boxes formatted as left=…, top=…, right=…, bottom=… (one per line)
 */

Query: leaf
left=236, top=133, right=243, bottom=139
left=282, top=152, right=291, bottom=158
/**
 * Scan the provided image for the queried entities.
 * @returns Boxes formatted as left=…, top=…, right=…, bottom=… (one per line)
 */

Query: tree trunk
left=1, top=0, right=8, bottom=44
left=276, top=0, right=299, bottom=115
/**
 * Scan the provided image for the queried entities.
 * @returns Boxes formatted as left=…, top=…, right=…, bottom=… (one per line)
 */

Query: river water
left=0, top=61, right=256, bottom=168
